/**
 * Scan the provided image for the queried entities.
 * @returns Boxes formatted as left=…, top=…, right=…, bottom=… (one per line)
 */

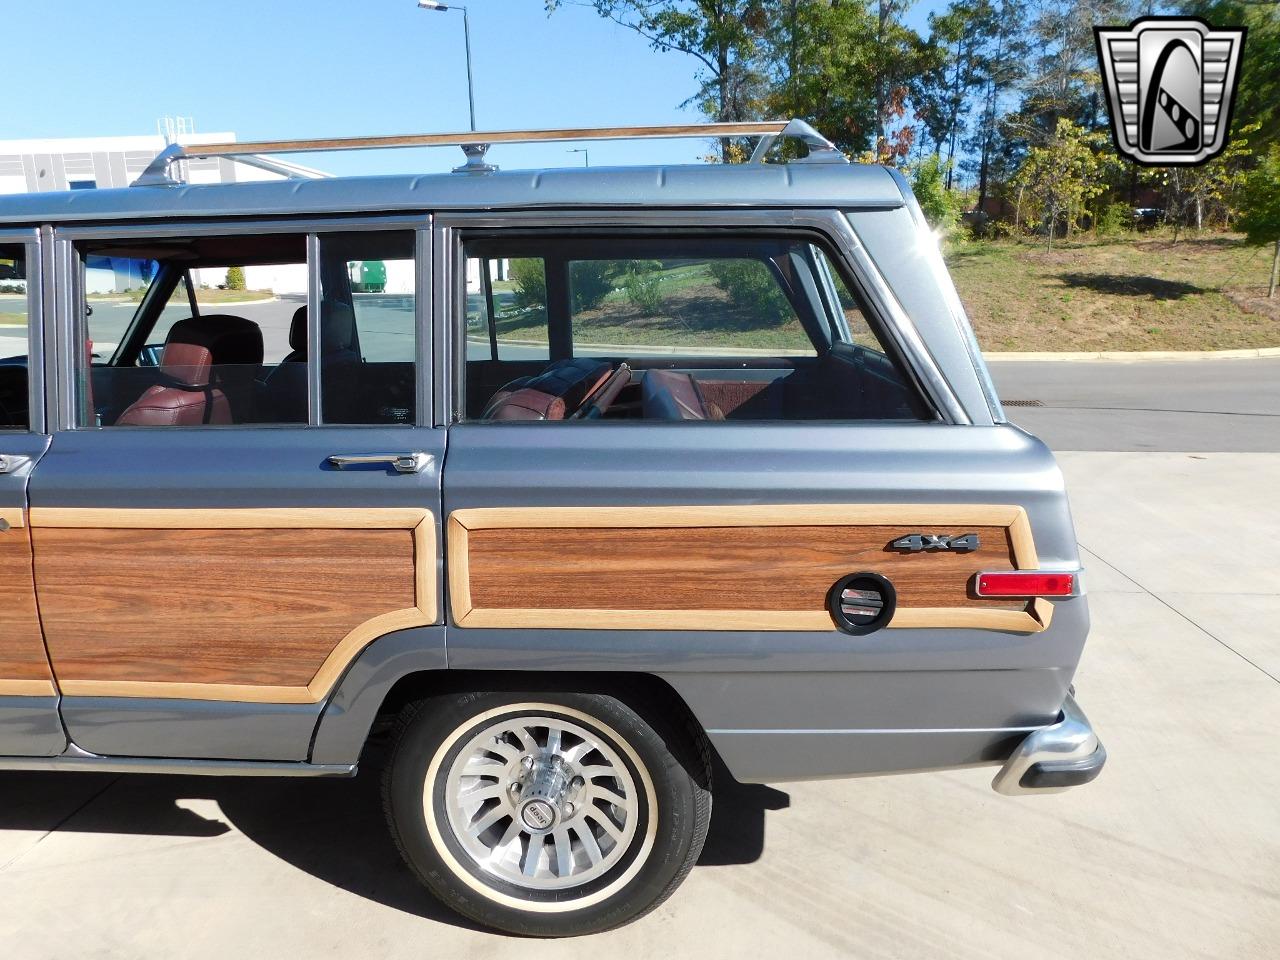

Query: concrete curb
left=985, top=347, right=1280, bottom=362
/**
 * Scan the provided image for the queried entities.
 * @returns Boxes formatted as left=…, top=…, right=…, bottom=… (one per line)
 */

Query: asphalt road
left=991, top=357, right=1280, bottom=452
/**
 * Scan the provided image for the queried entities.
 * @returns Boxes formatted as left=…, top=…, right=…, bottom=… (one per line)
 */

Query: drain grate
left=1003, top=399, right=1045, bottom=407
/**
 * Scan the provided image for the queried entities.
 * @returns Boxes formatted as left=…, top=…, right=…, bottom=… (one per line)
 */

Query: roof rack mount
left=131, top=119, right=845, bottom=187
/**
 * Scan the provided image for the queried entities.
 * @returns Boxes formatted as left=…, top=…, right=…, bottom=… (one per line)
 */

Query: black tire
left=381, top=689, right=712, bottom=937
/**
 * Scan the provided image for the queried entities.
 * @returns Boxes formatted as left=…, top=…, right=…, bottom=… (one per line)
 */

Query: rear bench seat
left=482, top=358, right=612, bottom=421
left=641, top=369, right=724, bottom=420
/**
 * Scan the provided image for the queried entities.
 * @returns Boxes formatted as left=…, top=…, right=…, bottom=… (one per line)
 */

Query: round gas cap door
left=827, top=572, right=896, bottom=635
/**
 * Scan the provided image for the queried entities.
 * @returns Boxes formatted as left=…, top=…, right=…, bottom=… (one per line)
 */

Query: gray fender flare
left=309, top=626, right=447, bottom=765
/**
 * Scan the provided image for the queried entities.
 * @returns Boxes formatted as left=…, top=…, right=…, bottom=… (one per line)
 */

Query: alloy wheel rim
left=440, top=713, right=642, bottom=891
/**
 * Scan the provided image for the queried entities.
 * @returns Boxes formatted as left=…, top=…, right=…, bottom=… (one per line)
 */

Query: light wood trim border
left=0, top=678, right=57, bottom=697
left=449, top=504, right=1049, bottom=634
left=1, top=507, right=47, bottom=697
left=31, top=507, right=438, bottom=704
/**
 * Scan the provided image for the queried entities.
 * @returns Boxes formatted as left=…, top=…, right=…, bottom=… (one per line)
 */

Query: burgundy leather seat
left=116, top=315, right=263, bottom=426
left=481, top=358, right=612, bottom=421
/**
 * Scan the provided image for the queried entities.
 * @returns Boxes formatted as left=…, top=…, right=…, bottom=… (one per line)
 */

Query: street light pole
left=568, top=148, right=589, bottom=167
left=418, top=1, right=476, bottom=132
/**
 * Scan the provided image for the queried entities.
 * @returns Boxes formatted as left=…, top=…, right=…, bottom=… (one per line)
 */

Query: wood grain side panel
left=35, top=527, right=416, bottom=687
left=466, top=524, right=1023, bottom=613
left=0, top=523, right=56, bottom=688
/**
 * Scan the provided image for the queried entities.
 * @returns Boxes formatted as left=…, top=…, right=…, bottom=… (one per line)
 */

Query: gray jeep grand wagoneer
left=0, top=120, right=1103, bottom=936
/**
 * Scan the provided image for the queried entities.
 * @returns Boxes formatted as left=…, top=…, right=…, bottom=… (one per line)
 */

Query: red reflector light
left=975, top=572, right=1075, bottom=597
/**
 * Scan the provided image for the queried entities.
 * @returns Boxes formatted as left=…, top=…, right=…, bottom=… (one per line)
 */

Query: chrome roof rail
left=131, top=119, right=846, bottom=187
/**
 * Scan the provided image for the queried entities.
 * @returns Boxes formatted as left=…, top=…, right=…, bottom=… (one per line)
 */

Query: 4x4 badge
left=890, top=534, right=980, bottom=553
left=1094, top=16, right=1246, bottom=166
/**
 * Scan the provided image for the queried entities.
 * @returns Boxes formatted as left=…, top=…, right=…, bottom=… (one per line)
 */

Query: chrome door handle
left=327, top=452, right=434, bottom=474
left=0, top=454, right=32, bottom=475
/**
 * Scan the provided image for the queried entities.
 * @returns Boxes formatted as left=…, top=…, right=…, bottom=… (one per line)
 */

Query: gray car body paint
left=0, top=160, right=1095, bottom=785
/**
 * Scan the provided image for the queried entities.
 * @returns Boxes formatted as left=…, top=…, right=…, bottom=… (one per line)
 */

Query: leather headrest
left=160, top=315, right=264, bottom=388
left=288, top=306, right=307, bottom=352
left=286, top=300, right=357, bottom=358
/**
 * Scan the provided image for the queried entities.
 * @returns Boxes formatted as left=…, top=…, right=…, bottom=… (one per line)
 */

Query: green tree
left=549, top=1, right=769, bottom=160
left=965, top=0, right=1029, bottom=210
left=1180, top=1, right=1280, bottom=154
left=1237, top=144, right=1280, bottom=298
left=909, top=154, right=961, bottom=231
left=1011, top=117, right=1109, bottom=249
left=759, top=0, right=881, bottom=157
left=225, top=266, right=245, bottom=291
left=919, top=0, right=994, bottom=188
left=1159, top=122, right=1257, bottom=242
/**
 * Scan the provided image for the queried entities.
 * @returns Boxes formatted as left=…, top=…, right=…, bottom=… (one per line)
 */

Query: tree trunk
left=1046, top=206, right=1055, bottom=252
left=717, top=42, right=731, bottom=162
left=1195, top=197, right=1203, bottom=232
left=1270, top=237, right=1280, bottom=299
left=876, top=0, right=890, bottom=158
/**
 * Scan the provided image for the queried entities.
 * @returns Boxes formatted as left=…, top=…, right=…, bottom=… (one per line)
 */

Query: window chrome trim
left=306, top=233, right=322, bottom=425
left=0, top=227, right=43, bottom=434
left=882, top=167, right=1004, bottom=424
left=51, top=214, right=434, bottom=431
left=415, top=222, right=433, bottom=427
left=829, top=213, right=970, bottom=425
left=430, top=208, right=969, bottom=426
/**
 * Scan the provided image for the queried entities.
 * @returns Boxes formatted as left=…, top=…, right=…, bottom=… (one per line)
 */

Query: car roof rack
left=131, top=118, right=846, bottom=187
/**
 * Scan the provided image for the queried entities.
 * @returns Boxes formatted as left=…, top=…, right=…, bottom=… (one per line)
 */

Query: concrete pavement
left=1, top=450, right=1277, bottom=958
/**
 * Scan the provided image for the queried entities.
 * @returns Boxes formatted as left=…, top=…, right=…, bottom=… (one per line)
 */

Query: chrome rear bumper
left=992, top=694, right=1105, bottom=796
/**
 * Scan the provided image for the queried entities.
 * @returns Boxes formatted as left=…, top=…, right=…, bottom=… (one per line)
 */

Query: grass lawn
left=87, top=288, right=275, bottom=304
left=488, top=263, right=814, bottom=351
left=948, top=233, right=1280, bottom=351
left=0, top=312, right=25, bottom=326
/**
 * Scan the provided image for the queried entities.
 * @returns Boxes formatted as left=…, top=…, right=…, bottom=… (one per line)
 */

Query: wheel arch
left=309, top=627, right=714, bottom=776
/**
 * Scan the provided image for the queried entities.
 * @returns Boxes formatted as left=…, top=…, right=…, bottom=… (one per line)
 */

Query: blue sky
left=5, top=0, right=944, bottom=176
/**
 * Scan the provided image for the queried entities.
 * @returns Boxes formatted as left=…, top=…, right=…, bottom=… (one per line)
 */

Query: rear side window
left=0, top=243, right=30, bottom=429
left=460, top=234, right=929, bottom=424
left=73, top=229, right=420, bottom=428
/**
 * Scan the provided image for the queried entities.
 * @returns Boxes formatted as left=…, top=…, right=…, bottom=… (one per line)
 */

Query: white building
left=0, top=130, right=251, bottom=194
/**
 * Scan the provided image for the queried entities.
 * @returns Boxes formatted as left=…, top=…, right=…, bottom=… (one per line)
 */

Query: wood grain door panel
left=449, top=504, right=1051, bottom=633
left=30, top=508, right=435, bottom=703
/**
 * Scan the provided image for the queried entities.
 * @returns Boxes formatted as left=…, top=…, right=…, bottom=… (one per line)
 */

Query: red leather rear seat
left=482, top=358, right=612, bottom=421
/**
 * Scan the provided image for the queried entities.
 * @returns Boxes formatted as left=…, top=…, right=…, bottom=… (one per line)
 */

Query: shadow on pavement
left=0, top=747, right=790, bottom=929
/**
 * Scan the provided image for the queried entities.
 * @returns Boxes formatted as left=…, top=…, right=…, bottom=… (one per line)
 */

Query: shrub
left=908, top=155, right=961, bottom=233
left=708, top=259, right=791, bottom=324
left=225, top=266, right=246, bottom=291
left=509, top=258, right=547, bottom=309
left=624, top=270, right=664, bottom=313
left=568, top=260, right=613, bottom=312
left=1097, top=202, right=1135, bottom=238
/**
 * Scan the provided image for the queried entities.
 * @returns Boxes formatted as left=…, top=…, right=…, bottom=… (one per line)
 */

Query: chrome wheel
left=438, top=713, right=643, bottom=891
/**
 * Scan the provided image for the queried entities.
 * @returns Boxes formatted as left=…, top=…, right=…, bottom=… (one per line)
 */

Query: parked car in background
left=0, top=120, right=1103, bottom=937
